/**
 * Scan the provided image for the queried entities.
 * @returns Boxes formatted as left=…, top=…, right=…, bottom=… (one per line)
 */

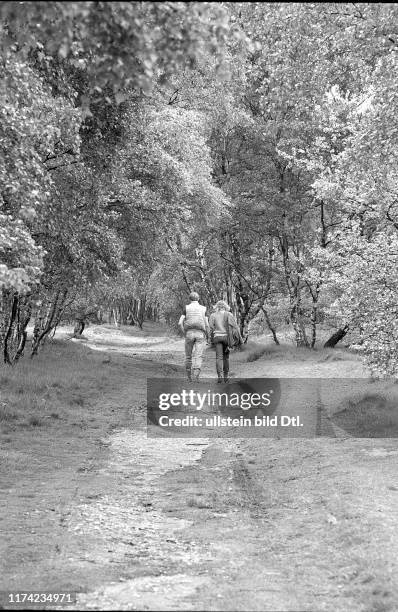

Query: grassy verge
left=0, top=338, right=120, bottom=434
left=239, top=340, right=357, bottom=364
left=331, top=384, right=398, bottom=437
left=0, top=336, right=147, bottom=596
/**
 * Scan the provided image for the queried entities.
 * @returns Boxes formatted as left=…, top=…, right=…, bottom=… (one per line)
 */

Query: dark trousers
left=214, top=338, right=229, bottom=376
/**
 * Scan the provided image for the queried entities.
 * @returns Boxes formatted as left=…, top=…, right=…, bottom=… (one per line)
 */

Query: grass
left=239, top=340, right=355, bottom=364
left=240, top=341, right=285, bottom=362
left=331, top=386, right=398, bottom=437
left=0, top=338, right=115, bottom=433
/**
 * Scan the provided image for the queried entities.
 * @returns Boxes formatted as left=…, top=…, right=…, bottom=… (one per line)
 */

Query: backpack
left=224, top=312, right=243, bottom=349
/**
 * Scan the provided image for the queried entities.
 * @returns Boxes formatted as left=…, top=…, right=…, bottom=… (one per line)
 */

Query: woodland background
left=1, top=2, right=398, bottom=375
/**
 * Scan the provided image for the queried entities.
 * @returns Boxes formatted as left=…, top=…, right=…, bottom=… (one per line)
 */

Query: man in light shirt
left=178, top=292, right=209, bottom=381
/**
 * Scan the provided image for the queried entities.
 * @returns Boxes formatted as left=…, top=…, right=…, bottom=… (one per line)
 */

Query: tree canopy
left=1, top=2, right=398, bottom=375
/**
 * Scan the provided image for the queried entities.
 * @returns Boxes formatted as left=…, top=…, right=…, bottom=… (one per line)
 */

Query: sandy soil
left=1, top=325, right=397, bottom=611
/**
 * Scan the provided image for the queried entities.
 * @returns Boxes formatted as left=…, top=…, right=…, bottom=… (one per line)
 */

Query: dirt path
left=2, top=326, right=398, bottom=611
left=73, top=327, right=398, bottom=611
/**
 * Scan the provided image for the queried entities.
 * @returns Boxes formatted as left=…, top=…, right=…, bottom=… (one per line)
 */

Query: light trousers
left=185, top=330, right=206, bottom=372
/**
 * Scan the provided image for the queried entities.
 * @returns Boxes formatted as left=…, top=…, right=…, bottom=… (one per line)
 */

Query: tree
left=2, top=2, right=398, bottom=375
left=0, top=1, right=236, bottom=361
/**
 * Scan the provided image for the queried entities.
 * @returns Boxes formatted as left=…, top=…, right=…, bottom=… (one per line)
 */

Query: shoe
left=217, top=375, right=223, bottom=383
left=187, top=371, right=192, bottom=382
left=224, top=374, right=230, bottom=383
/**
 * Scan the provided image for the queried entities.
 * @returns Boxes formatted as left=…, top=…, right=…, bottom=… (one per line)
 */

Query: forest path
left=2, top=325, right=397, bottom=612
left=67, top=325, right=398, bottom=612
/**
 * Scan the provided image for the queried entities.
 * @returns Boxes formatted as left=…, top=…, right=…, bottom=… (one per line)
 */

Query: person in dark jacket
left=209, top=300, right=240, bottom=383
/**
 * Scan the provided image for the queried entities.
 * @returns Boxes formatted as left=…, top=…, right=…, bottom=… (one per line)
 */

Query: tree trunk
left=14, top=326, right=28, bottom=362
left=278, top=233, right=309, bottom=348
left=289, top=301, right=309, bottom=348
left=261, top=306, right=280, bottom=345
left=73, top=320, right=85, bottom=336
left=14, top=297, right=31, bottom=362
left=3, top=293, right=19, bottom=364
left=112, top=308, right=119, bottom=327
left=31, top=289, right=68, bottom=357
left=324, top=325, right=349, bottom=348
left=310, top=299, right=318, bottom=348
left=292, top=320, right=308, bottom=347
left=306, top=280, right=322, bottom=349
left=236, top=297, right=250, bottom=342
left=138, top=296, right=146, bottom=329
left=2, top=293, right=32, bottom=365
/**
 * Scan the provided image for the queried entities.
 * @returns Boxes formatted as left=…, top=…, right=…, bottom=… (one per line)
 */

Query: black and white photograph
left=1, top=2, right=398, bottom=611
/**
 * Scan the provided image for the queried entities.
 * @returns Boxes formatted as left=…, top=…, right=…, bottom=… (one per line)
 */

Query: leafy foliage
left=1, top=2, right=398, bottom=374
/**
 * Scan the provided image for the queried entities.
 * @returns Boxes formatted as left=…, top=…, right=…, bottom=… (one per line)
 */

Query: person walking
left=178, top=292, right=209, bottom=381
left=209, top=300, right=241, bottom=383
